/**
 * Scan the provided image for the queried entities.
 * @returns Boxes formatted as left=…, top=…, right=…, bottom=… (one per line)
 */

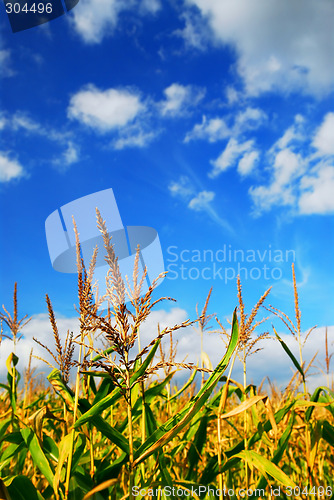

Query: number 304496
left=5, top=3, right=53, bottom=14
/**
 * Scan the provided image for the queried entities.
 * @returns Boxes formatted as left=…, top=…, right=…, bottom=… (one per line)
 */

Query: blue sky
left=0, top=0, right=334, bottom=388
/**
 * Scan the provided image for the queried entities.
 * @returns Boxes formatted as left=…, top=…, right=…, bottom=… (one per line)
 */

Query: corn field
left=0, top=211, right=333, bottom=500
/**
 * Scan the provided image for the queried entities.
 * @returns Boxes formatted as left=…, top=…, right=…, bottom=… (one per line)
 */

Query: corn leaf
left=185, top=414, right=208, bottom=481
left=273, top=326, right=305, bottom=383
left=0, top=478, right=11, bottom=500
left=168, top=368, right=197, bottom=403
left=20, top=427, right=54, bottom=488
left=256, top=413, right=295, bottom=490
left=133, top=308, right=239, bottom=467
left=233, top=450, right=296, bottom=488
left=220, top=395, right=267, bottom=419
left=53, top=433, right=72, bottom=496
left=74, top=338, right=161, bottom=429
left=83, top=479, right=118, bottom=500
left=305, top=386, right=334, bottom=421
left=322, top=421, right=334, bottom=447
left=5, top=476, right=44, bottom=500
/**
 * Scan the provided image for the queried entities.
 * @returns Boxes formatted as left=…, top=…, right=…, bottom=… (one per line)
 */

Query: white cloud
left=113, top=129, right=156, bottom=149
left=141, top=0, right=161, bottom=13
left=247, top=109, right=334, bottom=215
left=250, top=147, right=304, bottom=212
left=168, top=175, right=194, bottom=198
left=0, top=152, right=25, bottom=182
left=225, top=86, right=240, bottom=105
left=0, top=308, right=187, bottom=382
left=312, top=112, right=334, bottom=156
left=53, top=141, right=80, bottom=168
left=160, top=83, right=204, bottom=117
left=63, top=142, right=80, bottom=165
left=0, top=49, right=14, bottom=77
left=11, top=112, right=41, bottom=132
left=237, top=150, right=259, bottom=176
left=132, top=315, right=334, bottom=391
left=2, top=111, right=81, bottom=169
left=70, top=0, right=160, bottom=44
left=250, top=182, right=295, bottom=213
left=274, top=115, right=305, bottom=150
left=4, top=308, right=330, bottom=391
left=184, top=115, right=230, bottom=143
left=0, top=116, right=6, bottom=130
left=185, top=0, right=334, bottom=96
left=209, top=138, right=255, bottom=178
left=299, top=165, right=334, bottom=215
left=168, top=175, right=232, bottom=231
left=184, top=107, right=266, bottom=143
left=173, top=10, right=210, bottom=50
left=0, top=314, right=80, bottom=381
left=188, top=190, right=215, bottom=211
left=234, top=107, right=267, bottom=133
left=68, top=85, right=145, bottom=132
left=273, top=149, right=303, bottom=186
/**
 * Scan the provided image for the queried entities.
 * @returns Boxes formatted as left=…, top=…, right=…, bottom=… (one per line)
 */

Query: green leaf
left=1, top=431, right=23, bottom=445
left=200, top=401, right=295, bottom=485
left=1, top=442, right=26, bottom=466
left=185, top=415, right=208, bottom=481
left=91, top=345, right=117, bottom=362
left=74, top=338, right=161, bottom=429
left=92, top=415, right=129, bottom=454
left=5, top=475, right=44, bottom=500
left=144, top=402, right=173, bottom=487
left=305, top=386, right=334, bottom=422
left=92, top=378, right=115, bottom=406
left=132, top=373, right=174, bottom=415
left=232, top=450, right=296, bottom=488
left=20, top=427, right=54, bottom=488
left=256, top=413, right=295, bottom=491
left=168, top=369, right=197, bottom=402
left=133, top=308, right=239, bottom=467
left=95, top=452, right=128, bottom=484
left=71, top=433, right=87, bottom=471
left=225, top=400, right=295, bottom=459
left=0, top=478, right=11, bottom=500
left=322, top=421, right=334, bottom=446
left=273, top=326, right=305, bottom=383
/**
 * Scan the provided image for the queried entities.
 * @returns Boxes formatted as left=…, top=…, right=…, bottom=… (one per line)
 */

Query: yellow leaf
left=221, top=395, right=267, bottom=419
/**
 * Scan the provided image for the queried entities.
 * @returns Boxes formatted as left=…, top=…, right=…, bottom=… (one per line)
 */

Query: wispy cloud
left=0, top=48, right=15, bottom=78
left=113, top=128, right=157, bottom=149
left=1, top=111, right=81, bottom=171
left=159, top=83, right=205, bottom=117
left=168, top=175, right=233, bottom=232
left=53, top=141, right=81, bottom=168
